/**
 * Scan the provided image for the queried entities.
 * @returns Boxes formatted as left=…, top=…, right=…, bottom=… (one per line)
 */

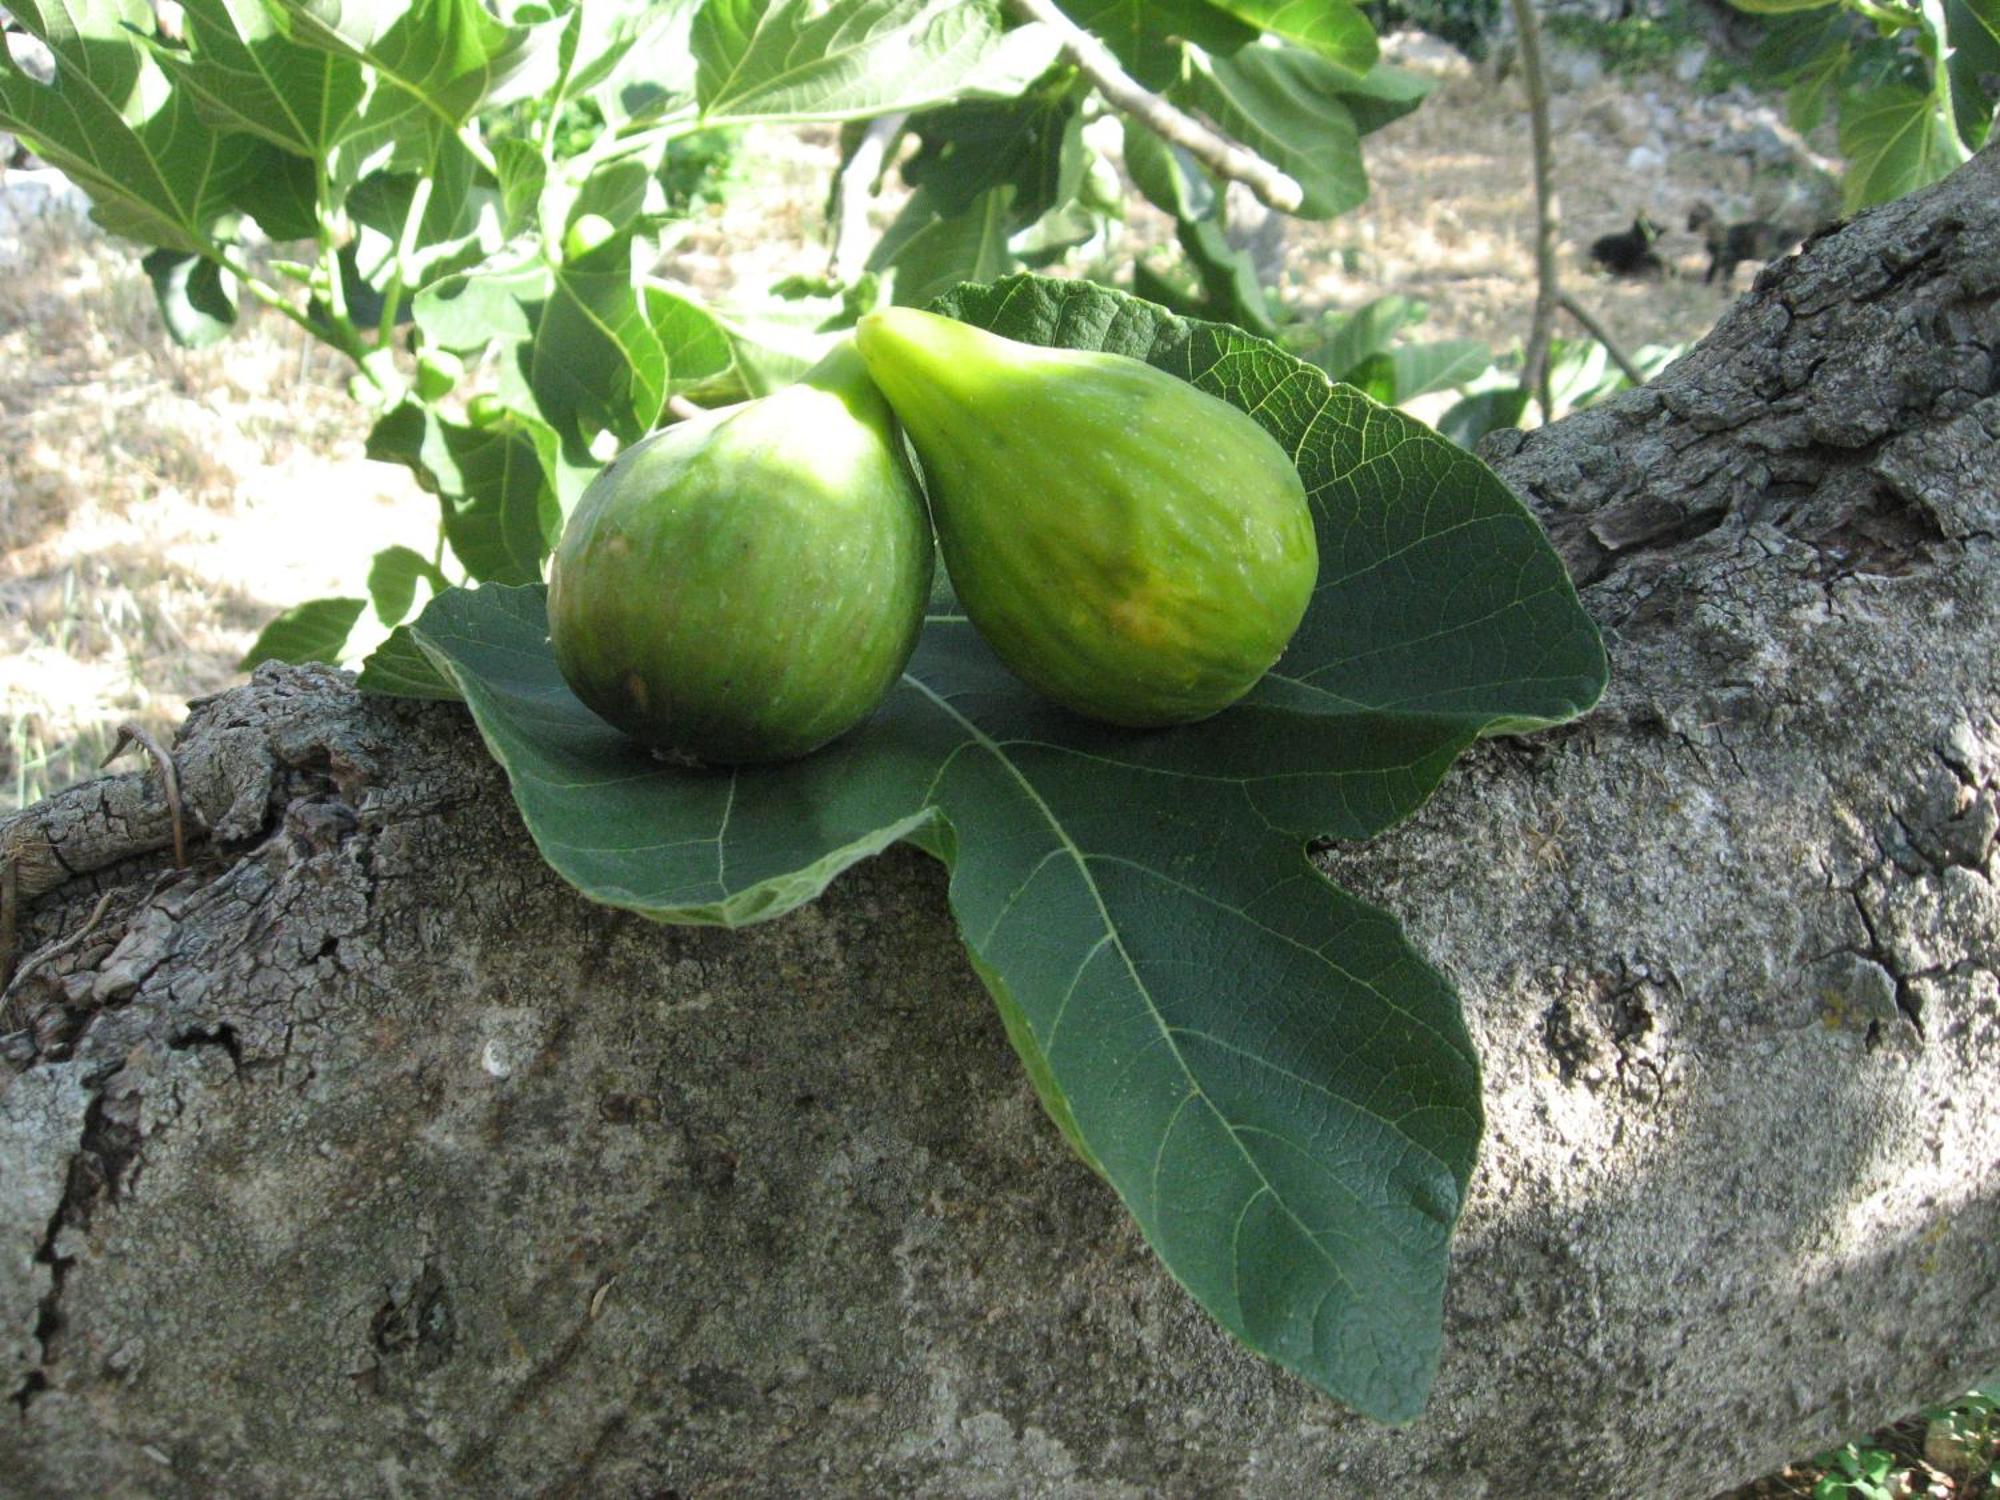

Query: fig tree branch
left=1004, top=0, right=1306, bottom=214
left=1508, top=0, right=1559, bottom=420
left=1557, top=291, right=1647, bottom=386
left=831, top=111, right=908, bottom=283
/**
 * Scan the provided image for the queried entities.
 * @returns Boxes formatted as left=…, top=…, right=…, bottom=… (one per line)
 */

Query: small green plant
left=1805, top=1379, right=2000, bottom=1499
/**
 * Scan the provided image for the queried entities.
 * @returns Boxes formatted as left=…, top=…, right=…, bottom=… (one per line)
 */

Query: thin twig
left=0, top=857, right=17, bottom=996
left=665, top=395, right=708, bottom=423
left=830, top=112, right=907, bottom=284
left=2, top=888, right=115, bottom=1004
left=1557, top=291, right=1648, bottom=386
left=1005, top=0, right=1305, bottom=214
left=1508, top=0, right=1560, bottom=421
left=103, top=722, right=185, bottom=869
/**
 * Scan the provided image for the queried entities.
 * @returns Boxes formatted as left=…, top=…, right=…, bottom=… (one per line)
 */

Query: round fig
left=854, top=308, right=1318, bottom=728
left=546, top=343, right=933, bottom=765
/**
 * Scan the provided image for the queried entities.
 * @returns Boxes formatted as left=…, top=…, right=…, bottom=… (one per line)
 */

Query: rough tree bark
left=3, top=150, right=1997, bottom=1500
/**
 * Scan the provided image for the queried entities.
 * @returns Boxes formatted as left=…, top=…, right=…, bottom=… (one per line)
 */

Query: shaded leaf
left=1058, top=0, right=1257, bottom=88
left=1436, top=385, right=1530, bottom=449
left=142, top=249, right=239, bottom=347
left=356, top=625, right=461, bottom=700
left=414, top=233, right=666, bottom=473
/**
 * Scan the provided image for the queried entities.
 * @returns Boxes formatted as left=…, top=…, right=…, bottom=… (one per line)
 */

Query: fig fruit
left=854, top=308, right=1317, bottom=728
left=546, top=343, right=933, bottom=765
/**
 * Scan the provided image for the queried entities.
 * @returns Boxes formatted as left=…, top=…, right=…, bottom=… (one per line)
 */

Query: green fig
left=546, top=342, right=933, bottom=765
left=854, top=308, right=1318, bottom=728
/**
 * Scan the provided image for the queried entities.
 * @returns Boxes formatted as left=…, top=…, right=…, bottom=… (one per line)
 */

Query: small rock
left=1626, top=145, right=1668, bottom=173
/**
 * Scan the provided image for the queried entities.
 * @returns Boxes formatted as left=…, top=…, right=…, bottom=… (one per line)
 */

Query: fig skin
left=854, top=307, right=1318, bottom=728
left=546, top=342, right=933, bottom=766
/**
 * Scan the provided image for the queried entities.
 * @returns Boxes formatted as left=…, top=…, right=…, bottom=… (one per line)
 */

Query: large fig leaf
left=691, top=0, right=1063, bottom=125
left=0, top=0, right=250, bottom=252
left=404, top=275, right=1606, bottom=1420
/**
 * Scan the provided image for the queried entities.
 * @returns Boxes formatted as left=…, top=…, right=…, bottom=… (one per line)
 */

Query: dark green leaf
left=141, top=249, right=239, bottom=348
left=226, top=143, right=320, bottom=240
left=1199, top=0, right=1379, bottom=72
left=239, top=596, right=366, bottom=669
left=871, top=184, right=1020, bottom=307
left=1436, top=386, right=1530, bottom=449
left=1946, top=0, right=2000, bottom=149
left=1330, top=60, right=1432, bottom=135
left=356, top=625, right=462, bottom=700
left=407, top=274, right=1606, bottom=1420
left=1122, top=126, right=1217, bottom=222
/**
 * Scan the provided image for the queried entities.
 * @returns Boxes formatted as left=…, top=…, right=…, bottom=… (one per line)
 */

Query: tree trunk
left=3, top=148, right=1997, bottom=1500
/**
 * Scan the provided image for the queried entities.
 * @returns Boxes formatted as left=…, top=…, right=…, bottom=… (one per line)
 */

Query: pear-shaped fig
left=855, top=308, right=1317, bottom=728
left=546, top=343, right=933, bottom=765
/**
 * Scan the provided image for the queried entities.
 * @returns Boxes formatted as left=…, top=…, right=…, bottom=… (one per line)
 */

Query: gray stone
left=2, top=149, right=1998, bottom=1499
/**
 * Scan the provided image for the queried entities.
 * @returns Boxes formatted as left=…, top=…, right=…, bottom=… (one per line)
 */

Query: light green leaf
left=1724, top=0, right=1838, bottom=12
left=1174, top=43, right=1367, bottom=219
left=402, top=274, right=1606, bottom=1420
left=160, top=0, right=366, bottom=158
left=643, top=284, right=739, bottom=395
left=1307, top=294, right=1428, bottom=381
left=692, top=0, right=1062, bottom=125
left=366, top=544, right=450, bottom=625
left=0, top=0, right=250, bottom=252
left=264, top=0, right=554, bottom=127
left=414, top=234, right=667, bottom=472
left=1347, top=339, right=1493, bottom=405
left=366, top=402, right=557, bottom=584
left=1198, top=0, right=1379, bottom=72
left=239, top=596, right=366, bottom=669
left=1837, top=82, right=1967, bottom=210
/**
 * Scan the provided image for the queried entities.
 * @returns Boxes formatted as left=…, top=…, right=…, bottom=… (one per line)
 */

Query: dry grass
left=0, top=206, right=433, bottom=812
